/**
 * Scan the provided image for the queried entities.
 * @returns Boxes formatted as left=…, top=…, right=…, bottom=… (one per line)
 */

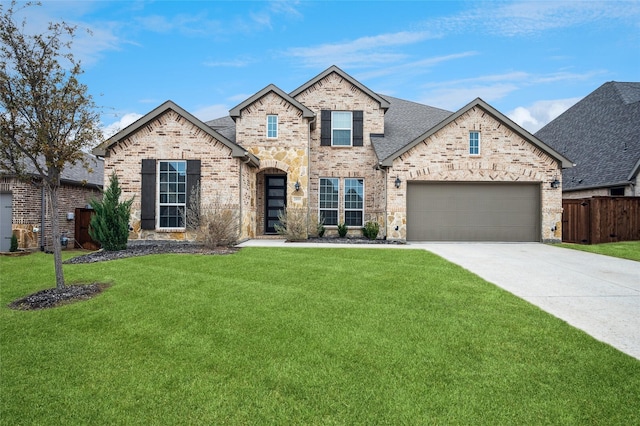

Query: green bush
left=9, top=233, right=18, bottom=252
left=89, top=172, right=134, bottom=251
left=362, top=221, right=380, bottom=240
left=337, top=222, right=348, bottom=238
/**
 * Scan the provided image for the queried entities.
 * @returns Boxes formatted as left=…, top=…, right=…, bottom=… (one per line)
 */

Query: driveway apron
left=415, top=243, right=640, bottom=360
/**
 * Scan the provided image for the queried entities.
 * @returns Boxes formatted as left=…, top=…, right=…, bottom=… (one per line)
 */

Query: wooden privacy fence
left=562, top=196, right=640, bottom=244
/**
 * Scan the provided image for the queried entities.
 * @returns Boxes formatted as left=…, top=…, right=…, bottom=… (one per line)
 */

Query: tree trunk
left=46, top=183, right=66, bottom=289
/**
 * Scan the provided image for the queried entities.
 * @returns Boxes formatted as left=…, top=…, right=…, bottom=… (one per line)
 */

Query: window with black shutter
left=320, top=110, right=363, bottom=147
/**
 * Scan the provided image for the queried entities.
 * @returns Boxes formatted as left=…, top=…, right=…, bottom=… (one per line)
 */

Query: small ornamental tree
left=0, top=1, right=102, bottom=288
left=89, top=172, right=133, bottom=251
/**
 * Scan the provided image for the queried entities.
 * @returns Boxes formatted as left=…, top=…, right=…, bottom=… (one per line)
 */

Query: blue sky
left=15, top=0, right=640, bottom=138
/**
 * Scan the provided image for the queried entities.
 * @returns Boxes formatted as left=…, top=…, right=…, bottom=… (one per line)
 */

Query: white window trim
left=157, top=160, right=187, bottom=230
left=319, top=177, right=339, bottom=226
left=469, top=131, right=481, bottom=156
left=331, top=111, right=353, bottom=147
left=267, top=115, right=278, bottom=139
left=344, top=178, right=364, bottom=227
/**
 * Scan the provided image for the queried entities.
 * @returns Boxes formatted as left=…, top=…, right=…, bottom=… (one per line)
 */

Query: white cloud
left=429, top=1, right=640, bottom=38
left=508, top=98, right=581, bottom=133
left=101, top=113, right=144, bottom=139
left=356, top=52, right=479, bottom=80
left=285, top=31, right=436, bottom=68
left=421, top=84, right=519, bottom=111
left=192, top=104, right=230, bottom=122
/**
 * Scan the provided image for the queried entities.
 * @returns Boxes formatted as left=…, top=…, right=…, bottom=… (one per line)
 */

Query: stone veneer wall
left=293, top=72, right=387, bottom=237
left=386, top=106, right=563, bottom=242
left=234, top=91, right=310, bottom=235
left=3, top=177, right=101, bottom=249
left=103, top=109, right=247, bottom=241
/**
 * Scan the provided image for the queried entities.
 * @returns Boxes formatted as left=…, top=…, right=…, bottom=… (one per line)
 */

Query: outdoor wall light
left=550, top=178, right=560, bottom=189
left=394, top=176, right=402, bottom=189
left=294, top=180, right=301, bottom=192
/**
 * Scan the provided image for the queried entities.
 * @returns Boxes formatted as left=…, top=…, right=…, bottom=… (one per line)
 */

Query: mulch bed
left=63, top=242, right=238, bottom=264
left=8, top=283, right=109, bottom=311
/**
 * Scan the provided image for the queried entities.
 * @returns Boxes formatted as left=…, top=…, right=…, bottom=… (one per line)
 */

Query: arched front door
left=265, top=175, right=286, bottom=234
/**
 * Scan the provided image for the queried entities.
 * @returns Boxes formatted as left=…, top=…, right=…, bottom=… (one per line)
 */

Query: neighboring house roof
left=379, top=98, right=574, bottom=168
left=229, top=84, right=315, bottom=121
left=59, top=154, right=104, bottom=188
left=535, top=81, right=640, bottom=191
left=289, top=65, right=391, bottom=111
left=93, top=100, right=259, bottom=167
left=3, top=153, right=103, bottom=188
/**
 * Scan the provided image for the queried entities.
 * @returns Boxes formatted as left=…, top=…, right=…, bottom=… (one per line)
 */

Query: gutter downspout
left=40, top=185, right=45, bottom=251
left=307, top=116, right=316, bottom=233
left=240, top=153, right=252, bottom=240
left=383, top=166, right=388, bottom=239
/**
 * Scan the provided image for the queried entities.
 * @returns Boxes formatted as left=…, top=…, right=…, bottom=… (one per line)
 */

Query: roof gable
left=93, top=100, right=257, bottom=165
left=229, top=84, right=315, bottom=120
left=289, top=65, right=390, bottom=110
left=381, top=98, right=573, bottom=168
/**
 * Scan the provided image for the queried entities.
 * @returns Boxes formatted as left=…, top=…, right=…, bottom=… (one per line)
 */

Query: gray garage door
left=407, top=182, right=540, bottom=242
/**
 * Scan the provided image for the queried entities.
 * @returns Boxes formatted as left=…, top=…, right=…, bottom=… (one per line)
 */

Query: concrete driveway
left=415, top=243, right=640, bottom=360
left=239, top=239, right=640, bottom=360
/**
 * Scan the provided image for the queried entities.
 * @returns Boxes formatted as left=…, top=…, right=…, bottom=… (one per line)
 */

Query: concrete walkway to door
left=238, top=239, right=640, bottom=360
left=417, top=243, right=640, bottom=360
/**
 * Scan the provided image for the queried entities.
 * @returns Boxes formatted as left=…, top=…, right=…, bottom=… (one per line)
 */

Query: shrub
left=307, top=214, right=325, bottom=238
left=186, top=183, right=239, bottom=247
left=89, top=172, right=134, bottom=251
left=275, top=208, right=308, bottom=241
left=362, top=221, right=380, bottom=240
left=337, top=222, right=348, bottom=238
left=10, top=233, right=18, bottom=252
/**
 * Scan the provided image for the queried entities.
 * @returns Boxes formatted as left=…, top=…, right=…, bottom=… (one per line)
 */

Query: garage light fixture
left=550, top=177, right=560, bottom=189
left=394, top=176, right=402, bottom=189
left=294, top=180, right=301, bottom=192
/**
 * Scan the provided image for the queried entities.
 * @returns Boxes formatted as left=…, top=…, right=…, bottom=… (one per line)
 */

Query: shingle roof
left=61, top=154, right=104, bottom=187
left=370, top=96, right=452, bottom=163
left=14, top=153, right=104, bottom=188
left=535, top=81, right=640, bottom=191
left=205, top=116, right=237, bottom=143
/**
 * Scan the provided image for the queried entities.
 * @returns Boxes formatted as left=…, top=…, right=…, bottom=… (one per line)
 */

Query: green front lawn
left=556, top=241, right=640, bottom=261
left=1, top=248, right=638, bottom=424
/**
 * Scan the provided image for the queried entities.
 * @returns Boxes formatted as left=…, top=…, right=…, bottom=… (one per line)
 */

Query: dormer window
left=332, top=111, right=352, bottom=146
left=267, top=115, right=278, bottom=138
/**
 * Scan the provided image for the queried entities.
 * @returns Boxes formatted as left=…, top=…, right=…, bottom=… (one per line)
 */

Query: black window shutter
left=186, top=159, right=201, bottom=212
left=320, top=110, right=331, bottom=146
left=353, top=110, right=363, bottom=146
left=140, top=159, right=156, bottom=230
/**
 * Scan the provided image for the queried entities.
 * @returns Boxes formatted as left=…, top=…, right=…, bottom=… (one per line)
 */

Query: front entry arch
left=265, top=175, right=287, bottom=234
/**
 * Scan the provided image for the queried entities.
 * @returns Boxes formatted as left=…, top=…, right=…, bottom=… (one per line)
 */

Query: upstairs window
left=267, top=115, right=278, bottom=138
left=319, top=178, right=339, bottom=226
left=331, top=111, right=352, bottom=146
left=158, top=161, right=187, bottom=229
left=469, top=131, right=480, bottom=155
